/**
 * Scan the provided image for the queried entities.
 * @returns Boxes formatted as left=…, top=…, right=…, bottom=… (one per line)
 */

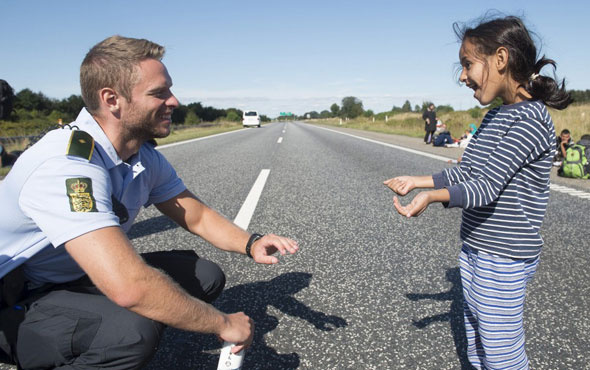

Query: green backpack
left=559, top=137, right=590, bottom=179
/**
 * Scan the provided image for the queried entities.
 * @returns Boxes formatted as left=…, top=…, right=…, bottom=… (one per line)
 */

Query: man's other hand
left=218, top=312, right=254, bottom=353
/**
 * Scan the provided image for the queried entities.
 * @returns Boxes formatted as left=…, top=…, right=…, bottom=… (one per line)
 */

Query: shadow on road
left=406, top=267, right=472, bottom=370
left=127, top=215, right=179, bottom=240
left=146, top=272, right=347, bottom=369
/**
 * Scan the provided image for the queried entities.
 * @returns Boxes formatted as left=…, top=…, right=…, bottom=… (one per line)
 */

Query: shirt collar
left=71, top=108, right=125, bottom=170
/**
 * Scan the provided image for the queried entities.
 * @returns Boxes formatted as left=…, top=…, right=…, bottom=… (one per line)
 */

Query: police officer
left=0, top=35, right=299, bottom=369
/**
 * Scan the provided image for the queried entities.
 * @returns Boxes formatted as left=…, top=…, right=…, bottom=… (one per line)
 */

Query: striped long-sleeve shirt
left=432, top=100, right=556, bottom=259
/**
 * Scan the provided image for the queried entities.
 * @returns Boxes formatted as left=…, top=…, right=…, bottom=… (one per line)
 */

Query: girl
left=384, top=16, right=571, bottom=370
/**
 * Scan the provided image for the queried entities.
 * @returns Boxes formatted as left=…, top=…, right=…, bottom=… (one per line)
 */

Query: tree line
left=570, top=89, right=590, bottom=104
left=298, top=89, right=590, bottom=121
left=2, top=81, right=589, bottom=126
left=0, top=84, right=270, bottom=129
left=299, top=98, right=455, bottom=121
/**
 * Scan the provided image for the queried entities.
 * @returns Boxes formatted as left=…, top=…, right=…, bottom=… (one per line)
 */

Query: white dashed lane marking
left=233, top=169, right=271, bottom=230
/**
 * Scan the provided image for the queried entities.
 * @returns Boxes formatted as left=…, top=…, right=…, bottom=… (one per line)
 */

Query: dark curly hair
left=453, top=14, right=572, bottom=110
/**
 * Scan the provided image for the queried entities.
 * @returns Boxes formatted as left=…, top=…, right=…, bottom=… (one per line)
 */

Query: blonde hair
left=80, top=35, right=165, bottom=114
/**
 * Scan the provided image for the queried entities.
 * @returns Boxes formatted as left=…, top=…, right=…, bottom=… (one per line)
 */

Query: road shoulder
left=307, top=123, right=590, bottom=192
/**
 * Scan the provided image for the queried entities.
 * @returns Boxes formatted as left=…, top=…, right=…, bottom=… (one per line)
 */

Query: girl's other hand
left=393, top=192, right=431, bottom=218
left=383, top=176, right=416, bottom=196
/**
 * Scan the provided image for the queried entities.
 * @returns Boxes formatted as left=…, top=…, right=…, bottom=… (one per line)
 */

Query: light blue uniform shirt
left=0, top=108, right=186, bottom=286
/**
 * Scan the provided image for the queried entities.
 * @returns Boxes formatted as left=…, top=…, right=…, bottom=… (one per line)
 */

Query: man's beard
left=121, top=110, right=170, bottom=142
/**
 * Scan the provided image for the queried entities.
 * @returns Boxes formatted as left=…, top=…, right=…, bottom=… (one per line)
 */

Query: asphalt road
left=3, top=121, right=589, bottom=369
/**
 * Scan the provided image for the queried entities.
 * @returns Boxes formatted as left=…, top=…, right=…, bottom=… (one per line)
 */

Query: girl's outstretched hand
left=393, top=192, right=431, bottom=218
left=383, top=176, right=416, bottom=196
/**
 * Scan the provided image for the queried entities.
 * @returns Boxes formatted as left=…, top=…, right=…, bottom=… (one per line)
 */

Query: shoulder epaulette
left=66, top=130, right=95, bottom=160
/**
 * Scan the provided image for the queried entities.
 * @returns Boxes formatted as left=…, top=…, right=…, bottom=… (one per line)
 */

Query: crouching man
left=0, top=35, right=298, bottom=369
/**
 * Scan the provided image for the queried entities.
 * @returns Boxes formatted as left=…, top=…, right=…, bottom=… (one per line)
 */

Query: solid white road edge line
left=311, top=125, right=452, bottom=162
left=234, top=169, right=271, bottom=230
left=550, top=184, right=590, bottom=199
left=309, top=124, right=590, bottom=200
left=156, top=128, right=248, bottom=150
left=0, top=128, right=246, bottom=184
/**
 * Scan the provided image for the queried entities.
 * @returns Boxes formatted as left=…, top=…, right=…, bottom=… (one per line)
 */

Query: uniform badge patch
left=66, top=178, right=98, bottom=212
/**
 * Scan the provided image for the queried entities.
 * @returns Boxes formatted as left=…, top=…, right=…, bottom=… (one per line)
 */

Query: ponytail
left=526, top=57, right=573, bottom=110
left=456, top=14, right=573, bottom=110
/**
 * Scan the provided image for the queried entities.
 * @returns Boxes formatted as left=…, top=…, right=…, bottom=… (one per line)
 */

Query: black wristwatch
left=245, top=233, right=264, bottom=259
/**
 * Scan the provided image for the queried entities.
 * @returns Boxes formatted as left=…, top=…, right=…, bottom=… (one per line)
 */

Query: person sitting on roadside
left=433, top=123, right=456, bottom=147
left=435, top=119, right=444, bottom=133
left=448, top=124, right=478, bottom=149
left=554, top=129, right=574, bottom=166
left=458, top=127, right=474, bottom=148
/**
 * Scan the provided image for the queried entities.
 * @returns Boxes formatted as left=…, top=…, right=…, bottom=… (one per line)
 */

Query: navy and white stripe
left=433, top=100, right=556, bottom=259
left=460, top=246, right=539, bottom=369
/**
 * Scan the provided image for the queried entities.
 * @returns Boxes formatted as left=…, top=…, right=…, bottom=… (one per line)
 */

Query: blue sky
left=1, top=0, right=589, bottom=117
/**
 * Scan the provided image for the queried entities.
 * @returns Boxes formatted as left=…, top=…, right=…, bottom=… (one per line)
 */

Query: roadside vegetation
left=2, top=84, right=589, bottom=178
left=154, top=122, right=244, bottom=146
left=0, top=85, right=267, bottom=178
left=306, top=103, right=590, bottom=142
left=0, top=88, right=270, bottom=137
left=300, top=90, right=590, bottom=140
left=0, top=121, right=246, bottom=178
left=0, top=165, right=11, bottom=177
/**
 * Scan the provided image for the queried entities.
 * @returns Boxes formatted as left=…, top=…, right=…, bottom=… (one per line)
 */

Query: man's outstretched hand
left=251, top=234, right=299, bottom=264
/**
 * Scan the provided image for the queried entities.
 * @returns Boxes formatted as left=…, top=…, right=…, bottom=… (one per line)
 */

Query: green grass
left=548, top=104, right=590, bottom=141
left=4, top=102, right=589, bottom=178
left=308, top=103, right=590, bottom=141
left=0, top=141, right=26, bottom=178
left=0, top=121, right=247, bottom=179
left=309, top=110, right=480, bottom=140
left=0, top=118, right=59, bottom=137
left=155, top=122, right=244, bottom=145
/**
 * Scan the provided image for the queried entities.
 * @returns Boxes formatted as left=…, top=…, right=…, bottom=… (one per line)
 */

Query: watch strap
left=245, top=233, right=264, bottom=259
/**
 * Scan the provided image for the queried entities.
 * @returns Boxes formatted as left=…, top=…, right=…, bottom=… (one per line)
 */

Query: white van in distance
left=242, top=110, right=261, bottom=128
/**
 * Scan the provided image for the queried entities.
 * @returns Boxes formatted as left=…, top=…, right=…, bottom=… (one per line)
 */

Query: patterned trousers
left=459, top=245, right=539, bottom=370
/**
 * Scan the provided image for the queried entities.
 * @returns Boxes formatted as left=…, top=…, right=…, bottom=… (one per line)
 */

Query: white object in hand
left=217, top=341, right=244, bottom=370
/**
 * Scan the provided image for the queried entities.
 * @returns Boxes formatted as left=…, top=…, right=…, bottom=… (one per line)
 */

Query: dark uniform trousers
left=2, top=250, right=225, bottom=370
